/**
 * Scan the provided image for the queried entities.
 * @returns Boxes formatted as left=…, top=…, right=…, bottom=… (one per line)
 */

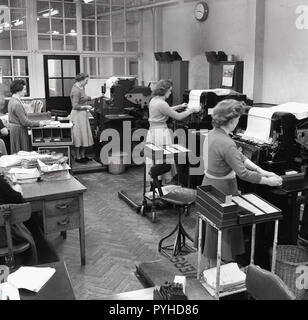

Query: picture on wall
left=222, top=64, right=235, bottom=87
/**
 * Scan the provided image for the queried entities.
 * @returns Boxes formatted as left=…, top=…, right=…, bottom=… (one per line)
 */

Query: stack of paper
left=7, top=267, right=56, bottom=293
left=202, top=263, right=246, bottom=291
left=8, top=167, right=40, bottom=184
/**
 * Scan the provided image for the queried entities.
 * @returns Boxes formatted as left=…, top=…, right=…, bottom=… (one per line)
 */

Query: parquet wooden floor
left=47, top=166, right=197, bottom=300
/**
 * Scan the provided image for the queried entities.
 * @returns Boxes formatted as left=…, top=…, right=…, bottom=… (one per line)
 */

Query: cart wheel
left=152, top=211, right=156, bottom=223
left=140, top=205, right=146, bottom=216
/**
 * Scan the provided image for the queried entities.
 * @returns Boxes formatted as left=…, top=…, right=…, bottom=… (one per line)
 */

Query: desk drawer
left=44, top=197, right=80, bottom=217
left=45, top=214, right=79, bottom=234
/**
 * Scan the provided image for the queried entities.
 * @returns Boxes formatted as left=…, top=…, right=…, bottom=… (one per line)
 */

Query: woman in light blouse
left=146, top=79, right=198, bottom=185
left=195, top=99, right=282, bottom=266
left=8, top=79, right=45, bottom=154
left=70, top=73, right=94, bottom=163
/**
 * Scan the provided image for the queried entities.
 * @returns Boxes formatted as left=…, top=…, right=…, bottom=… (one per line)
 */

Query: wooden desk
left=21, top=175, right=87, bottom=265
left=20, top=261, right=76, bottom=300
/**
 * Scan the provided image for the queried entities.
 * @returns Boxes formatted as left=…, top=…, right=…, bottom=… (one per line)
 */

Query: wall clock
left=194, top=1, right=209, bottom=22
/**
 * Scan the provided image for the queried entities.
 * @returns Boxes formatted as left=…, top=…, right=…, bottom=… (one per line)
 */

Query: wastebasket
left=273, top=245, right=308, bottom=299
left=108, top=152, right=129, bottom=174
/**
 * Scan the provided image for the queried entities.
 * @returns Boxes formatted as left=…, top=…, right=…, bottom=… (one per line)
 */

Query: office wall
left=161, top=0, right=256, bottom=98
left=262, top=0, right=308, bottom=103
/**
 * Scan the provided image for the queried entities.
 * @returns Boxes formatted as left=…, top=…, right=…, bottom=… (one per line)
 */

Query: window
left=37, top=0, right=77, bottom=51
left=81, top=0, right=140, bottom=79
left=0, top=56, right=29, bottom=97
left=0, top=0, right=28, bottom=51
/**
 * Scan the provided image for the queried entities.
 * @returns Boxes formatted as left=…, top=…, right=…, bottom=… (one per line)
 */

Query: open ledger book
left=202, top=263, right=246, bottom=293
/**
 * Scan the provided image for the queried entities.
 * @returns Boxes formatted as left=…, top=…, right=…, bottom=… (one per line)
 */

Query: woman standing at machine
left=8, top=79, right=45, bottom=154
left=195, top=99, right=282, bottom=266
left=146, top=79, right=198, bottom=185
left=70, top=73, right=94, bottom=163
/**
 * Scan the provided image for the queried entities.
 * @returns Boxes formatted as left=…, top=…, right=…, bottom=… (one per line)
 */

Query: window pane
left=98, top=57, right=113, bottom=78
left=0, top=57, right=12, bottom=76
left=48, top=60, right=61, bottom=77
left=0, top=30, right=11, bottom=50
left=83, top=36, right=96, bottom=51
left=38, top=17, right=50, bottom=34
left=112, top=13, right=124, bottom=39
left=49, top=79, right=62, bottom=96
left=38, top=34, right=51, bottom=50
left=128, top=58, right=138, bottom=76
left=113, top=57, right=125, bottom=76
left=0, top=78, right=12, bottom=98
left=51, top=18, right=63, bottom=35
left=63, top=60, right=76, bottom=77
left=52, top=34, right=64, bottom=50
left=11, top=30, right=27, bottom=50
left=37, top=0, right=50, bottom=15
left=97, top=4, right=110, bottom=18
left=82, top=20, right=95, bottom=36
left=13, top=57, right=27, bottom=76
left=82, top=4, right=95, bottom=19
left=63, top=78, right=75, bottom=96
left=0, top=0, right=9, bottom=6
left=50, top=1, right=63, bottom=17
left=65, top=19, right=76, bottom=35
left=98, top=37, right=111, bottom=51
left=97, top=20, right=110, bottom=36
left=83, top=57, right=96, bottom=77
left=10, top=0, right=26, bottom=8
left=112, top=42, right=124, bottom=52
left=127, top=41, right=138, bottom=52
left=126, top=18, right=139, bottom=38
left=64, top=3, right=76, bottom=19
left=10, top=8, right=26, bottom=30
left=66, top=36, right=77, bottom=51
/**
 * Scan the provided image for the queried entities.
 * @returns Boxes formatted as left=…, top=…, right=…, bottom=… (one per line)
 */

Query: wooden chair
left=245, top=264, right=296, bottom=300
left=0, top=203, right=32, bottom=269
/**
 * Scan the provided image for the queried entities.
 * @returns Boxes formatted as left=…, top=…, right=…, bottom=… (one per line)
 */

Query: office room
left=0, top=0, right=308, bottom=305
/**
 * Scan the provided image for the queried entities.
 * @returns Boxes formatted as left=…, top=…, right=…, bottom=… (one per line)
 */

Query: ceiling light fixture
left=68, top=29, right=77, bottom=36
left=83, top=0, right=94, bottom=3
left=42, top=9, right=59, bottom=17
left=13, top=19, right=24, bottom=26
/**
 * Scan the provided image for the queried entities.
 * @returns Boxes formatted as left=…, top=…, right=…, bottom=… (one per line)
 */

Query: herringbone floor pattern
left=47, top=166, right=197, bottom=300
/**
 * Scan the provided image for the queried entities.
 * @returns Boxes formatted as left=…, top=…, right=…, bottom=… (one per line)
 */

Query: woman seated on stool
left=194, top=99, right=282, bottom=267
left=0, top=173, right=38, bottom=265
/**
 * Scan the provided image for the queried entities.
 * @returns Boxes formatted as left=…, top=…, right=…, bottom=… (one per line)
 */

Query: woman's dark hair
left=212, top=99, right=246, bottom=128
left=152, top=79, right=173, bottom=97
left=75, top=73, right=89, bottom=82
left=10, top=79, right=26, bottom=95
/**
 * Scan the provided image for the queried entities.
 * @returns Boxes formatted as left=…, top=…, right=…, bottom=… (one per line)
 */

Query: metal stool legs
left=158, top=206, right=194, bottom=257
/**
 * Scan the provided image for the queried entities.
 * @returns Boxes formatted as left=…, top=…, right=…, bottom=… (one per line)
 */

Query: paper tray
left=197, top=185, right=238, bottom=213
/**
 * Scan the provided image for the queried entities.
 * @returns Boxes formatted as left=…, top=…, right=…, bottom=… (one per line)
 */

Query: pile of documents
left=38, top=159, right=70, bottom=181
left=0, top=266, right=56, bottom=300
left=202, top=263, right=246, bottom=293
left=7, top=167, right=40, bottom=184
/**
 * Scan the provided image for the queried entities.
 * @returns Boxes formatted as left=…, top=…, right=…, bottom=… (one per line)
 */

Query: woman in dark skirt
left=194, top=99, right=283, bottom=267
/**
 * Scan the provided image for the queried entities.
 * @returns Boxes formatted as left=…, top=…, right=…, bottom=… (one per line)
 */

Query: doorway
left=43, top=55, right=80, bottom=114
